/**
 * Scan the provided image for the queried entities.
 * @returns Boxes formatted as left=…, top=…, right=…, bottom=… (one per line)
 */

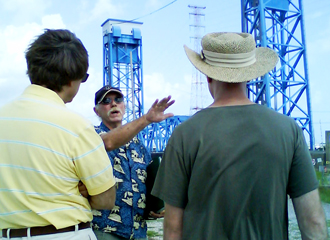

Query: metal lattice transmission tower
left=102, top=19, right=144, bottom=123
left=241, top=0, right=314, bottom=148
left=188, top=5, right=206, bottom=115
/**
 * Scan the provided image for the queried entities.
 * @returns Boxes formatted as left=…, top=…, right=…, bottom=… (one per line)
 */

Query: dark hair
left=25, top=29, right=89, bottom=92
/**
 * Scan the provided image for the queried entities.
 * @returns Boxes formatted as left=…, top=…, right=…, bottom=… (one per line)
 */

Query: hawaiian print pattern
left=92, top=122, right=152, bottom=239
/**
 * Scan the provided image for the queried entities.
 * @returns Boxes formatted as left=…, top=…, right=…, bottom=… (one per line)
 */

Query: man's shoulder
left=94, top=123, right=109, bottom=135
left=171, top=104, right=298, bottom=133
left=255, top=105, right=297, bottom=124
left=0, top=94, right=92, bottom=128
left=56, top=108, right=93, bottom=129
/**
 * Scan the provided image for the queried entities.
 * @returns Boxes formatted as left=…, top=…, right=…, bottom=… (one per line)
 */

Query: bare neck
left=209, top=81, right=254, bottom=108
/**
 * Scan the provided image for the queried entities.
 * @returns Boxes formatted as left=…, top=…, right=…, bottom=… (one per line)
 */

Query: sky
left=0, top=0, right=329, bottom=147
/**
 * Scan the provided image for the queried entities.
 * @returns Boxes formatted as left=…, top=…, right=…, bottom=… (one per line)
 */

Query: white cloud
left=144, top=72, right=199, bottom=116
left=0, top=14, right=66, bottom=76
left=0, top=23, right=42, bottom=105
left=0, top=23, right=40, bottom=74
left=0, top=14, right=67, bottom=106
left=82, top=0, right=123, bottom=24
left=1, top=0, right=47, bottom=11
left=0, top=0, right=49, bottom=23
left=41, top=14, right=66, bottom=29
left=66, top=67, right=104, bottom=125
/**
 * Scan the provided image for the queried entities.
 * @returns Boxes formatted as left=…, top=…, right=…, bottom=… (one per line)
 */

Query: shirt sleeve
left=72, top=124, right=116, bottom=196
left=151, top=128, right=190, bottom=209
left=287, top=125, right=319, bottom=198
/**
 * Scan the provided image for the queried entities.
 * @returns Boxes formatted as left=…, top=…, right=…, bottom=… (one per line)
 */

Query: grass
left=316, top=171, right=330, bottom=185
left=147, top=230, right=160, bottom=237
left=147, top=219, right=163, bottom=238
left=315, top=170, right=330, bottom=203
left=319, top=186, right=330, bottom=203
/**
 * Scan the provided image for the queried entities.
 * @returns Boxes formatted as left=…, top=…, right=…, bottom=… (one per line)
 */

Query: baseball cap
left=94, top=85, right=124, bottom=105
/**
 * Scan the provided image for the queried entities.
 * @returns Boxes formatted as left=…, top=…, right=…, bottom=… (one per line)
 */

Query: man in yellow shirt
left=0, top=29, right=174, bottom=240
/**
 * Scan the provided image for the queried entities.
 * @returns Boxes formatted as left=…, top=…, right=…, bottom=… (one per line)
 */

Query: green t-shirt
left=152, top=104, right=318, bottom=240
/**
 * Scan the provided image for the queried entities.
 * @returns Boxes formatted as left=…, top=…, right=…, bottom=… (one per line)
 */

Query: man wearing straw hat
left=151, top=32, right=328, bottom=239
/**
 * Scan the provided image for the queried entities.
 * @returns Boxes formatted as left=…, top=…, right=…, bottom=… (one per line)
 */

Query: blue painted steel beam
left=102, top=20, right=144, bottom=123
left=241, top=0, right=314, bottom=148
left=139, top=116, right=190, bottom=152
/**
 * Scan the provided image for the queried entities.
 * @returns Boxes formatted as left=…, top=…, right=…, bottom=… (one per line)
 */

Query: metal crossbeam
left=242, top=0, right=314, bottom=148
left=102, top=19, right=144, bottom=123
left=139, top=116, right=190, bottom=152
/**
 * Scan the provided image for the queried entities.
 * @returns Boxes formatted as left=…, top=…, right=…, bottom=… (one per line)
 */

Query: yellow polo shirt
left=0, top=84, right=115, bottom=229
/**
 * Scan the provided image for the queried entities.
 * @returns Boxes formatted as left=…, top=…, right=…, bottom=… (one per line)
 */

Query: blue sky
left=0, top=0, right=329, bottom=146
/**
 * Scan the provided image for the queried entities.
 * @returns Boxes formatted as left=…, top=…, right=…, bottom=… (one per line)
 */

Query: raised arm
left=163, top=203, right=184, bottom=240
left=292, top=188, right=328, bottom=240
left=101, top=96, right=175, bottom=151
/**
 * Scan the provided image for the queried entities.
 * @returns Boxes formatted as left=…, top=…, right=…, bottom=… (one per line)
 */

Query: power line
left=115, top=0, right=178, bottom=24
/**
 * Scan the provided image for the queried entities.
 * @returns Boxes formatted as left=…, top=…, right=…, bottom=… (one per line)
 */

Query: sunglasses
left=81, top=73, right=89, bottom=83
left=99, top=97, right=124, bottom=105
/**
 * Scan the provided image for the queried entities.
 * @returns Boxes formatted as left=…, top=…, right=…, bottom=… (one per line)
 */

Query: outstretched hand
left=145, top=96, right=175, bottom=123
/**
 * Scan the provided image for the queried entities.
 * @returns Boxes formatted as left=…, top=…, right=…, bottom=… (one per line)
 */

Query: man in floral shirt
left=91, top=86, right=166, bottom=240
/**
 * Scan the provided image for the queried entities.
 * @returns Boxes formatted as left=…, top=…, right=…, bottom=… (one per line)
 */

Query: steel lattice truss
left=242, top=0, right=314, bottom=148
left=103, top=23, right=144, bottom=123
left=139, top=116, right=190, bottom=152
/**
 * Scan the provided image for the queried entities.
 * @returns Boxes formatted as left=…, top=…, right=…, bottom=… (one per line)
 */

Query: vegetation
left=316, top=171, right=329, bottom=185
left=315, top=170, right=330, bottom=203
left=147, top=230, right=161, bottom=238
left=319, top=186, right=330, bottom=203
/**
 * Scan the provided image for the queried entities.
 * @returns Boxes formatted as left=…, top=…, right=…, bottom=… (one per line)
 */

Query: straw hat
left=184, top=32, right=278, bottom=82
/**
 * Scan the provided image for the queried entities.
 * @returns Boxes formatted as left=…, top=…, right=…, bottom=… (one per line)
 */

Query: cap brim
left=98, top=89, right=124, bottom=104
left=184, top=45, right=279, bottom=83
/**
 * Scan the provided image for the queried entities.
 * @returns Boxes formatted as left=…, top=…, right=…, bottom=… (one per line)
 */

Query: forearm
left=101, top=115, right=150, bottom=151
left=163, top=203, right=184, bottom=240
left=293, top=189, right=329, bottom=240
left=89, top=186, right=116, bottom=210
left=164, top=219, right=182, bottom=240
left=299, top=214, right=328, bottom=240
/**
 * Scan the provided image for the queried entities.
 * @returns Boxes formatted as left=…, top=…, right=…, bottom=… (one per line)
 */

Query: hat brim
left=98, top=89, right=124, bottom=104
left=184, top=45, right=278, bottom=83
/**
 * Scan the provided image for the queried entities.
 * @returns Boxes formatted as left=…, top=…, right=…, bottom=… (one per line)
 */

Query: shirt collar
left=100, top=121, right=110, bottom=132
left=21, top=84, right=65, bottom=106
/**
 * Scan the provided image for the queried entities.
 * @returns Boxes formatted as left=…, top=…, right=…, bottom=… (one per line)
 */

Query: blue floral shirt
left=92, top=122, right=152, bottom=239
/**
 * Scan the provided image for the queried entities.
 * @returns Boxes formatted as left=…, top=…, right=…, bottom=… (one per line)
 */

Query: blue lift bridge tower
left=101, top=19, right=144, bottom=123
left=101, top=19, right=189, bottom=152
left=242, top=0, right=314, bottom=148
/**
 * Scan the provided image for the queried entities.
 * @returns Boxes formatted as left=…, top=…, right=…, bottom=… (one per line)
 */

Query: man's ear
left=67, top=81, right=73, bottom=87
left=93, top=106, right=99, bottom=116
